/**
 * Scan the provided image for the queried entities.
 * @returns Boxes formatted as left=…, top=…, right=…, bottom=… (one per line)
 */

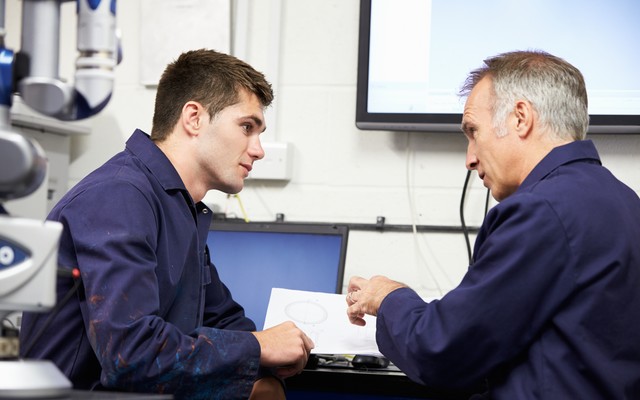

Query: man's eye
left=464, top=127, right=476, bottom=139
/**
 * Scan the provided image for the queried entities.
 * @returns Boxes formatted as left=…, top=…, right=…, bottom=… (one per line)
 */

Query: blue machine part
left=79, top=0, right=117, bottom=16
left=0, top=238, right=29, bottom=270
left=0, top=48, right=14, bottom=107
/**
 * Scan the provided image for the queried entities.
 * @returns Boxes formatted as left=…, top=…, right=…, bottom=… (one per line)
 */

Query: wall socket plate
left=249, top=142, right=293, bottom=180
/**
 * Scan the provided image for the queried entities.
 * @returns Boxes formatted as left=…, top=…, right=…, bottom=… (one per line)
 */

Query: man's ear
left=181, top=101, right=204, bottom=136
left=513, top=99, right=534, bottom=139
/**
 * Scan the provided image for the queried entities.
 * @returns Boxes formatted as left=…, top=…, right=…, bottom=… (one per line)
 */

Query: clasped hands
left=346, top=275, right=407, bottom=326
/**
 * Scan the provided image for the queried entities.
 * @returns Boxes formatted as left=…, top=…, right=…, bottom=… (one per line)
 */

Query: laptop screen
left=207, top=220, right=349, bottom=330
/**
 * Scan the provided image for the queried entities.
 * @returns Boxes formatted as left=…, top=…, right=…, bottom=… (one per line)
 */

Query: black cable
left=484, top=187, right=491, bottom=218
left=21, top=267, right=81, bottom=358
left=459, top=169, right=473, bottom=264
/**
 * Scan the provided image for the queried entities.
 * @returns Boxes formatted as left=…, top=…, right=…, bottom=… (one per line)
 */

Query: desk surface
left=65, top=392, right=173, bottom=399
left=286, top=365, right=481, bottom=399
left=0, top=390, right=173, bottom=400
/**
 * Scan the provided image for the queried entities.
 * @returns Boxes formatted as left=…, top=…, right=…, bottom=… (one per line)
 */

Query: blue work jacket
left=20, top=130, right=265, bottom=399
left=376, top=140, right=640, bottom=399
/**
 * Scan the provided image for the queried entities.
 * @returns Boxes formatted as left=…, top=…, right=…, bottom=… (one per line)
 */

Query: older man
left=347, top=50, right=640, bottom=399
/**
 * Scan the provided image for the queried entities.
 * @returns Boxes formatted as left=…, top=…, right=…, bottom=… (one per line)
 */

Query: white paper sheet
left=263, top=288, right=382, bottom=356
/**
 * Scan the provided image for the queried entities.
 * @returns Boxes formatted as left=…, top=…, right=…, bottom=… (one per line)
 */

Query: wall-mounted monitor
left=207, top=220, right=349, bottom=330
left=356, top=0, right=640, bottom=134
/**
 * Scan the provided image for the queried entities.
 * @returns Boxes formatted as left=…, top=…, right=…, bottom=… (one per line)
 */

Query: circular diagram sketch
left=284, top=300, right=329, bottom=325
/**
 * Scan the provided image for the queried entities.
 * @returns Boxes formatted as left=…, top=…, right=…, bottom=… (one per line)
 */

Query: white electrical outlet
left=249, top=142, right=293, bottom=180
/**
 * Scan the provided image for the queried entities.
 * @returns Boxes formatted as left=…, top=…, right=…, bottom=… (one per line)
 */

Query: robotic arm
left=0, top=0, right=120, bottom=316
left=0, top=1, right=120, bottom=395
left=17, top=0, right=120, bottom=120
left=1, top=0, right=120, bottom=199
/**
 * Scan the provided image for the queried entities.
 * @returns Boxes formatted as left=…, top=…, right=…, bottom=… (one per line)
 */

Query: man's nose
left=465, top=142, right=477, bottom=170
left=250, top=137, right=265, bottom=160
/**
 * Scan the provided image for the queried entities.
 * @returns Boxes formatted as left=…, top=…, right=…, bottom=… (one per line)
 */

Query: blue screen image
left=207, top=227, right=346, bottom=330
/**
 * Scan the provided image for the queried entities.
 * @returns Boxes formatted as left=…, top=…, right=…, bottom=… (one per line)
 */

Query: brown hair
left=151, top=49, right=274, bottom=141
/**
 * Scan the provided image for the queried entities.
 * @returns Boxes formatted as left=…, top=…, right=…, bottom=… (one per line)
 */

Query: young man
left=20, top=49, right=314, bottom=400
left=346, top=50, right=640, bottom=398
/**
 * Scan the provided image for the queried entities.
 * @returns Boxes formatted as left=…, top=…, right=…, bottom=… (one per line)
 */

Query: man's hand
left=249, top=376, right=285, bottom=400
left=252, top=321, right=314, bottom=378
left=346, top=275, right=407, bottom=326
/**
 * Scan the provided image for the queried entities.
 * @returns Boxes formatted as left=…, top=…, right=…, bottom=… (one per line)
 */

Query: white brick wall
left=7, top=0, right=639, bottom=298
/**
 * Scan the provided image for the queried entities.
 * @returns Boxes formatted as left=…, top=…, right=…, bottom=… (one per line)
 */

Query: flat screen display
left=207, top=221, right=349, bottom=330
left=356, top=0, right=640, bottom=134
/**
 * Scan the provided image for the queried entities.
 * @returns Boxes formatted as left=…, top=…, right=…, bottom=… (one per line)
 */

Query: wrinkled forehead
left=464, top=78, right=495, bottom=114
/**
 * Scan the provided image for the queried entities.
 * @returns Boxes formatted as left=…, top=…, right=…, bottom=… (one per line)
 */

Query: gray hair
left=459, top=50, right=589, bottom=141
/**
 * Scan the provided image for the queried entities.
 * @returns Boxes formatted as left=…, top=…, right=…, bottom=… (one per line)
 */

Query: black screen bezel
left=355, top=0, right=640, bottom=134
left=208, top=220, right=349, bottom=294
